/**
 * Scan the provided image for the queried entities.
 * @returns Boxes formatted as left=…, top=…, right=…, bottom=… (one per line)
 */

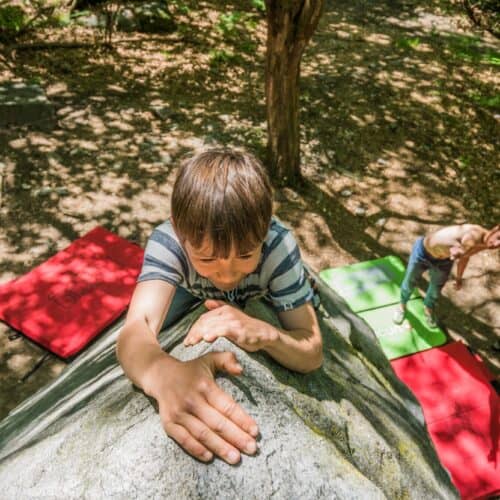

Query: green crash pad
left=319, top=256, right=420, bottom=313
left=358, top=299, right=447, bottom=360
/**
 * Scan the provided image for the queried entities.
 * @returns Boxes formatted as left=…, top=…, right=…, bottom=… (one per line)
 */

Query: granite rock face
left=0, top=280, right=458, bottom=499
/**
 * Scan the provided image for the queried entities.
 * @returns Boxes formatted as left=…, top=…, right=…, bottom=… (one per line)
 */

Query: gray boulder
left=0, top=279, right=458, bottom=499
left=117, top=2, right=175, bottom=34
left=0, top=82, right=55, bottom=129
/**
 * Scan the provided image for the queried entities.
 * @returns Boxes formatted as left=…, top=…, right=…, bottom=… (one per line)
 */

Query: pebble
left=375, top=217, right=387, bottom=227
left=21, top=183, right=31, bottom=190
left=354, top=206, right=366, bottom=216
left=35, top=187, right=53, bottom=197
left=340, top=189, right=352, bottom=197
left=376, top=158, right=388, bottom=166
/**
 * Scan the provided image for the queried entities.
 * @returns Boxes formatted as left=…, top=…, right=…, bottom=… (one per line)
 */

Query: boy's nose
left=216, top=260, right=239, bottom=280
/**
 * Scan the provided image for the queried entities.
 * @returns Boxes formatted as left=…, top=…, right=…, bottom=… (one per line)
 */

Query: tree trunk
left=265, top=0, right=324, bottom=186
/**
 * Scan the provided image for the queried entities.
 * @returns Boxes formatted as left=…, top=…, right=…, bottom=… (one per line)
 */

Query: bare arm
left=265, top=302, right=323, bottom=373
left=454, top=245, right=485, bottom=288
left=184, top=300, right=323, bottom=374
left=116, top=280, right=175, bottom=391
left=116, top=281, right=258, bottom=464
left=455, top=256, right=470, bottom=284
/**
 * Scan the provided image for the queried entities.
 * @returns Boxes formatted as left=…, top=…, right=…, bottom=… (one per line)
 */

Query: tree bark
left=265, top=0, right=324, bottom=186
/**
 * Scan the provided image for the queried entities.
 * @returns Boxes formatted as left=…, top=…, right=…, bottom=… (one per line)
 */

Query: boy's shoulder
left=260, top=217, right=303, bottom=273
left=264, top=217, right=297, bottom=248
left=146, top=218, right=187, bottom=262
left=153, top=217, right=175, bottom=235
left=149, top=218, right=183, bottom=247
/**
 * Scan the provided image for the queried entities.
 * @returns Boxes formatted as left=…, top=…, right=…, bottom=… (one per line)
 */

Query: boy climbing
left=116, top=148, right=323, bottom=466
left=394, top=223, right=500, bottom=328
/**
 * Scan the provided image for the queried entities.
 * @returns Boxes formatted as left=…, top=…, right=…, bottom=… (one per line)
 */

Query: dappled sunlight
left=0, top=0, right=498, bottom=415
left=363, top=33, right=392, bottom=46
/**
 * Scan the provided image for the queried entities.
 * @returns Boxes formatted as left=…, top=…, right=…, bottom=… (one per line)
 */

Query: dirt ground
left=0, top=0, right=499, bottom=420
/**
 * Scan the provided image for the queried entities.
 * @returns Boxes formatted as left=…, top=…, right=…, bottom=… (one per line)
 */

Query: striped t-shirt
left=138, top=217, right=314, bottom=312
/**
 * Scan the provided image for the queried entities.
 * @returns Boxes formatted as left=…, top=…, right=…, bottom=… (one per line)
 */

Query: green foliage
left=170, top=0, right=190, bottom=15
left=213, top=9, right=260, bottom=57
left=467, top=90, right=500, bottom=109
left=445, top=34, right=500, bottom=66
left=250, top=0, right=266, bottom=13
left=240, top=40, right=257, bottom=54
left=208, top=48, right=239, bottom=66
left=0, top=5, right=27, bottom=37
left=51, top=10, right=71, bottom=27
left=217, top=11, right=243, bottom=37
left=395, top=36, right=420, bottom=49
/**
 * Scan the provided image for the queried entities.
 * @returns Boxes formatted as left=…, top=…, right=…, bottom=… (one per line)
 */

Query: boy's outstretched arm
left=116, top=281, right=258, bottom=464
left=184, top=300, right=323, bottom=373
left=454, top=255, right=470, bottom=289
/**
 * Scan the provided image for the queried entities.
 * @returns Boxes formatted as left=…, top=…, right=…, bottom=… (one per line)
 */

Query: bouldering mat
left=391, top=342, right=500, bottom=500
left=0, top=227, right=144, bottom=358
left=357, top=298, right=447, bottom=359
left=319, top=256, right=419, bottom=313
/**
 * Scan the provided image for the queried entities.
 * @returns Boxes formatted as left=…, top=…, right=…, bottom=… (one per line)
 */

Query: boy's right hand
left=144, top=351, right=259, bottom=464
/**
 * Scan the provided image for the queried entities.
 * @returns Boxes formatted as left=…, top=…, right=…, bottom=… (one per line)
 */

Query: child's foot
left=424, top=309, right=438, bottom=329
left=393, top=306, right=405, bottom=325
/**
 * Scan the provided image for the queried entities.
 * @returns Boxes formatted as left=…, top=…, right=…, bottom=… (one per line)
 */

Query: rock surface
left=0, top=278, right=458, bottom=499
left=118, top=2, right=175, bottom=33
left=0, top=82, right=55, bottom=128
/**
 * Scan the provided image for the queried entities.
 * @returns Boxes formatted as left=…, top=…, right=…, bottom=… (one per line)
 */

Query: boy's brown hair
left=171, top=148, right=273, bottom=258
left=484, top=224, right=500, bottom=248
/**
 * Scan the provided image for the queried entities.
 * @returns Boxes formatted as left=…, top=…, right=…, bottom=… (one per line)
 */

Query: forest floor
left=0, top=0, right=498, bottom=419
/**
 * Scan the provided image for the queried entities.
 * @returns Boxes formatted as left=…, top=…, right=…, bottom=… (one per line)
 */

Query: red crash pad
left=391, top=342, right=499, bottom=500
left=0, top=227, right=144, bottom=358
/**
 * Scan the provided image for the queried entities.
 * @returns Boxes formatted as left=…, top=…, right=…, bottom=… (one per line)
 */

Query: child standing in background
left=393, top=224, right=500, bottom=328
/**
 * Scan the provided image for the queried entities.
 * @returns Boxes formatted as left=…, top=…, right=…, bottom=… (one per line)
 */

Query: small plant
left=251, top=0, right=266, bottom=13
left=170, top=0, right=190, bottom=15
left=0, top=1, right=62, bottom=42
left=395, top=36, right=421, bottom=49
left=446, top=34, right=500, bottom=66
left=209, top=48, right=238, bottom=66
left=217, top=11, right=243, bottom=37
left=480, top=52, right=500, bottom=66
left=0, top=5, right=27, bottom=39
left=467, top=90, right=500, bottom=109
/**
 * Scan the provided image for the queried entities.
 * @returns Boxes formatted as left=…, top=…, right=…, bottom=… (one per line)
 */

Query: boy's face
left=184, top=238, right=262, bottom=291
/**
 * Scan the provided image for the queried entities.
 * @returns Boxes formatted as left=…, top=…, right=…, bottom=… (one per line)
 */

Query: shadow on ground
left=0, top=0, right=498, bottom=418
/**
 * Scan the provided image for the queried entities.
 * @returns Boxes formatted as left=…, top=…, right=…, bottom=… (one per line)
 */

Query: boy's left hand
left=184, top=299, right=279, bottom=352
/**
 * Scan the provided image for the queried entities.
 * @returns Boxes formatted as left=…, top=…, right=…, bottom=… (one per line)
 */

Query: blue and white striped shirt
left=138, top=218, right=314, bottom=312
